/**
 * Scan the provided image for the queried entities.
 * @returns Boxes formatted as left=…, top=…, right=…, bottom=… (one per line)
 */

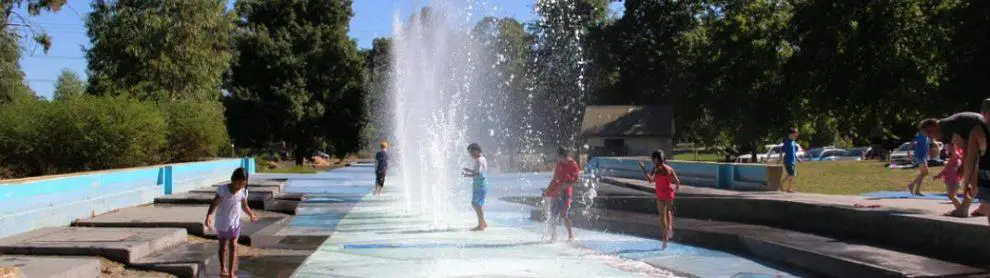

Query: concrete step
left=0, top=256, right=101, bottom=278
left=213, top=179, right=286, bottom=193
left=133, top=242, right=216, bottom=278
left=274, top=192, right=305, bottom=201
left=598, top=177, right=990, bottom=267
left=190, top=186, right=279, bottom=196
left=531, top=207, right=990, bottom=278
left=263, top=198, right=300, bottom=215
left=0, top=227, right=185, bottom=264
left=155, top=192, right=271, bottom=210
left=72, top=205, right=290, bottom=247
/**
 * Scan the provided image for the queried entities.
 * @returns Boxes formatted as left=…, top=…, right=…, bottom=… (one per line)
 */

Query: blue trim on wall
left=587, top=157, right=776, bottom=190
left=0, top=157, right=255, bottom=238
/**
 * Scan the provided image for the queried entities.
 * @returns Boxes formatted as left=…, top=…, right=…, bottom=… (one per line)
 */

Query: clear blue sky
left=15, top=1, right=620, bottom=99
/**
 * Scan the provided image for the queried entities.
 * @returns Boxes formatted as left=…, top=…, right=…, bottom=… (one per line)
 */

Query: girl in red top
left=639, top=150, right=681, bottom=249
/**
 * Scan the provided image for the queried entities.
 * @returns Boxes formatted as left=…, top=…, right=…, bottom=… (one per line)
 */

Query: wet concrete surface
left=254, top=168, right=801, bottom=278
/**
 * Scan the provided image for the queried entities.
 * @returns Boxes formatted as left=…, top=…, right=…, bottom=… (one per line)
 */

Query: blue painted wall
left=587, top=157, right=780, bottom=190
left=0, top=158, right=255, bottom=238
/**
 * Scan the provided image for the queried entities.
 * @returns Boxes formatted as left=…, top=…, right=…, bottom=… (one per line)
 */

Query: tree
left=941, top=0, right=989, bottom=112
left=225, top=0, right=366, bottom=165
left=528, top=0, right=611, bottom=149
left=85, top=0, right=234, bottom=102
left=362, top=37, right=392, bottom=150
left=701, top=0, right=795, bottom=160
left=52, top=68, right=85, bottom=101
left=786, top=0, right=947, bottom=147
left=471, top=17, right=534, bottom=155
left=1, top=0, right=66, bottom=104
left=605, top=0, right=709, bottom=143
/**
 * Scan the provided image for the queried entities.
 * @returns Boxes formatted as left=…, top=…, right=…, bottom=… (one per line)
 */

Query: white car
left=763, top=144, right=806, bottom=164
left=813, top=148, right=848, bottom=161
left=824, top=147, right=872, bottom=161
left=890, top=141, right=943, bottom=164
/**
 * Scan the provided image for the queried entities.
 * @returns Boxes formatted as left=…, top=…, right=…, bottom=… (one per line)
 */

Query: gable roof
left=580, top=105, right=674, bottom=137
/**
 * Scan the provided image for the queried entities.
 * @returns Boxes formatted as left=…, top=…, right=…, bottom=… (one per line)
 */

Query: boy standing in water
left=542, top=146, right=581, bottom=241
left=639, top=150, right=681, bottom=249
left=462, top=143, right=489, bottom=231
left=205, top=168, right=257, bottom=278
left=374, top=141, right=389, bottom=196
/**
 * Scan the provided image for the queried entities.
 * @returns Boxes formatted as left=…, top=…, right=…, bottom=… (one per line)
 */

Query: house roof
left=580, top=105, right=674, bottom=137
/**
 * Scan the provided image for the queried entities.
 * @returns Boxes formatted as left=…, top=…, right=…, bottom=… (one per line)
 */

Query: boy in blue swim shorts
left=463, top=143, right=489, bottom=231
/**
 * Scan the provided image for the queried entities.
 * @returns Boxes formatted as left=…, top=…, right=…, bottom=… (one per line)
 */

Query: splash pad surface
left=281, top=167, right=800, bottom=277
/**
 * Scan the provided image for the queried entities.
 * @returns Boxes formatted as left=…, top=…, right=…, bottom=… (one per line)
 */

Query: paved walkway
left=274, top=168, right=802, bottom=277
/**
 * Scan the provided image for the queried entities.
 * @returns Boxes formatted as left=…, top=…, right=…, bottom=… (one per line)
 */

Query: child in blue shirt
left=906, top=132, right=930, bottom=196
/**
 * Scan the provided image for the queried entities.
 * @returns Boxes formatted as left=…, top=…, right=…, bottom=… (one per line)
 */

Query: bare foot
left=786, top=189, right=794, bottom=193
left=567, top=236, right=575, bottom=242
left=661, top=240, right=668, bottom=250
left=470, top=225, right=487, bottom=231
left=220, top=269, right=228, bottom=277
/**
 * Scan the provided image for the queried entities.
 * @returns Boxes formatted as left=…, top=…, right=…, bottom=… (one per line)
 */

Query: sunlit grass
left=791, top=160, right=945, bottom=195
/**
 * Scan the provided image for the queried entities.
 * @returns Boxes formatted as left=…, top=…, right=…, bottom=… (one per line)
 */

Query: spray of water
left=389, top=2, right=481, bottom=227
left=387, top=0, right=596, bottom=228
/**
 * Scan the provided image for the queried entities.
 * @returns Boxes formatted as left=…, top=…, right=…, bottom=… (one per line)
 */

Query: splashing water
left=388, top=0, right=593, bottom=228
left=390, top=2, right=480, bottom=227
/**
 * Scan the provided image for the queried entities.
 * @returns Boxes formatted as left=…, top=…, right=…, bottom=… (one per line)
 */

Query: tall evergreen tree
left=225, top=0, right=366, bottom=164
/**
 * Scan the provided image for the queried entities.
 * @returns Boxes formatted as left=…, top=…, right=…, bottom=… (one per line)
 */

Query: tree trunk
left=750, top=141, right=758, bottom=164
left=294, top=141, right=305, bottom=166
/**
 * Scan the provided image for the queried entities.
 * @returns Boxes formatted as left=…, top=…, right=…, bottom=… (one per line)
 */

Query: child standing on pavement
left=906, top=131, right=931, bottom=196
left=935, top=144, right=965, bottom=217
left=639, top=150, right=681, bottom=249
left=205, top=168, right=257, bottom=278
left=462, top=143, right=489, bottom=231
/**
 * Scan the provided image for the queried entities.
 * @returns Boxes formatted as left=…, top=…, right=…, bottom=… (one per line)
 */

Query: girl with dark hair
left=639, top=150, right=681, bottom=249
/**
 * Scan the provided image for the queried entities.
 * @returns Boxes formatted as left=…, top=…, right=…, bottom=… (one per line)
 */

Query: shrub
left=160, top=101, right=230, bottom=162
left=0, top=96, right=166, bottom=178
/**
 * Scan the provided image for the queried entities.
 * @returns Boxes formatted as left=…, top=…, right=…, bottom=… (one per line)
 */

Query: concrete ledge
left=588, top=191, right=990, bottom=267
left=0, top=256, right=100, bottom=278
left=263, top=199, right=300, bottom=215
left=133, top=242, right=216, bottom=278
left=213, top=179, right=287, bottom=192
left=154, top=192, right=270, bottom=210
left=588, top=156, right=782, bottom=190
left=73, top=205, right=290, bottom=247
left=530, top=206, right=989, bottom=277
left=0, top=227, right=186, bottom=264
left=190, top=186, right=280, bottom=200
left=0, top=185, right=160, bottom=239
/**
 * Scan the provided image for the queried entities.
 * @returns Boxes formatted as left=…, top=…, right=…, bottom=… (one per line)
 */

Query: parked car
left=802, top=146, right=841, bottom=161
left=816, top=148, right=849, bottom=161
left=890, top=141, right=943, bottom=164
left=763, top=144, right=806, bottom=163
left=826, top=147, right=872, bottom=161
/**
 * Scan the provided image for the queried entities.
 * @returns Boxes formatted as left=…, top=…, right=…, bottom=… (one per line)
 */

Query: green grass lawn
left=672, top=152, right=722, bottom=162
left=791, top=160, right=948, bottom=195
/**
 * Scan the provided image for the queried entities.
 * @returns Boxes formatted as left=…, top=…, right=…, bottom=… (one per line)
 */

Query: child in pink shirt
left=935, top=144, right=965, bottom=216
